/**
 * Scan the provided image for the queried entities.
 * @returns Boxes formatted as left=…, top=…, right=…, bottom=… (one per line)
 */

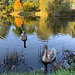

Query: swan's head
left=44, top=45, right=48, bottom=50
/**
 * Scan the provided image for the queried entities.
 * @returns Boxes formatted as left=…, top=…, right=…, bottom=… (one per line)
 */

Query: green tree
left=39, top=0, right=71, bottom=15
left=50, top=0, right=71, bottom=16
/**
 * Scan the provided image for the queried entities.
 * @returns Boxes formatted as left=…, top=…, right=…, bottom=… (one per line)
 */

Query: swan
left=21, top=32, right=27, bottom=48
left=21, top=32, right=27, bottom=41
left=42, top=45, right=56, bottom=63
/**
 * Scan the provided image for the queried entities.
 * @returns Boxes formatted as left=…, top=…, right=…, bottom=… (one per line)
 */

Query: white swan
left=42, top=45, right=56, bottom=63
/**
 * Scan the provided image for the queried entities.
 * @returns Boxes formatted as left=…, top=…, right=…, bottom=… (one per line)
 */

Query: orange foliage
left=13, top=0, right=22, bottom=11
left=15, top=17, right=23, bottom=27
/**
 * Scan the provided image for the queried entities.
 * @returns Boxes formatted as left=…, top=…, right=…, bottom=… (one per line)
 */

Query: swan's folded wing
left=48, top=49, right=55, bottom=61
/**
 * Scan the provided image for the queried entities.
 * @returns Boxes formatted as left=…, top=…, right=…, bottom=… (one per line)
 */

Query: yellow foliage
left=23, top=2, right=34, bottom=11
left=71, top=0, right=75, bottom=5
left=10, top=11, right=21, bottom=17
left=13, top=0, right=22, bottom=11
left=35, top=11, right=48, bottom=18
left=69, top=22, right=75, bottom=29
left=39, top=0, right=54, bottom=12
left=39, top=0, right=48, bottom=12
left=15, top=17, right=23, bottom=27
left=69, top=22, right=75, bottom=37
left=23, top=2, right=33, bottom=6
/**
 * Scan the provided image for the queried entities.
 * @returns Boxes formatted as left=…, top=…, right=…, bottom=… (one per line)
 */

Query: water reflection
left=43, top=63, right=47, bottom=73
left=1, top=15, right=75, bottom=41
left=0, top=16, right=11, bottom=39
left=42, top=60, right=57, bottom=73
left=15, top=17, right=23, bottom=28
left=47, top=17, right=69, bottom=34
left=69, top=21, right=75, bottom=37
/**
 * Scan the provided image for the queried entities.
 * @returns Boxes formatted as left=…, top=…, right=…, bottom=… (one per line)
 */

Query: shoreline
left=1, top=10, right=75, bottom=18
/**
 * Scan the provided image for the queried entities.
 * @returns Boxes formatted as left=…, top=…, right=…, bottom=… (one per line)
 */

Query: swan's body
left=21, top=32, right=27, bottom=48
left=42, top=45, right=56, bottom=63
left=21, top=32, right=27, bottom=41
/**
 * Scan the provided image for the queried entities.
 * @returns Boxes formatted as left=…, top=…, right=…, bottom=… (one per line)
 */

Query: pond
left=0, top=15, right=75, bottom=73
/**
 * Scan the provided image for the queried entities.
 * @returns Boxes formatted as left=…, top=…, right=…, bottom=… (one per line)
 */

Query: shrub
left=6, top=5, right=13, bottom=13
left=23, top=2, right=35, bottom=11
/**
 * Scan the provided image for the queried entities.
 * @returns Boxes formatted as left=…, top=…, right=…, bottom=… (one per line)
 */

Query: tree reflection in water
left=1, top=15, right=75, bottom=41
left=0, top=16, right=11, bottom=39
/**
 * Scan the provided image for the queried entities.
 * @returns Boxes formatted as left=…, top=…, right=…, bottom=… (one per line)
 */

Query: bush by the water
left=23, top=2, right=35, bottom=11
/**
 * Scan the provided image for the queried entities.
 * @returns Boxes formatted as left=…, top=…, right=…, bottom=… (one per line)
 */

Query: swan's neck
left=42, top=48, right=48, bottom=62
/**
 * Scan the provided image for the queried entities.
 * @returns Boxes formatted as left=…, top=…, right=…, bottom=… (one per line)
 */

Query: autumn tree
left=39, top=0, right=49, bottom=12
left=13, top=0, right=22, bottom=11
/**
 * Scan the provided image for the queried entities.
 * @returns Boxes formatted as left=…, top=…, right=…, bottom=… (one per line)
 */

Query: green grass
left=19, top=11, right=36, bottom=17
left=50, top=69, right=75, bottom=75
left=0, top=69, right=75, bottom=75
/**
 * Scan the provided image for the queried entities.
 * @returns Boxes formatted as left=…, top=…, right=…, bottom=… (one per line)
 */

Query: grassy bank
left=35, top=11, right=48, bottom=18
left=10, top=11, right=22, bottom=17
left=19, top=11, right=36, bottom=17
left=2, top=9, right=75, bottom=18
left=1, top=69, right=75, bottom=75
left=10, top=11, right=37, bottom=17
